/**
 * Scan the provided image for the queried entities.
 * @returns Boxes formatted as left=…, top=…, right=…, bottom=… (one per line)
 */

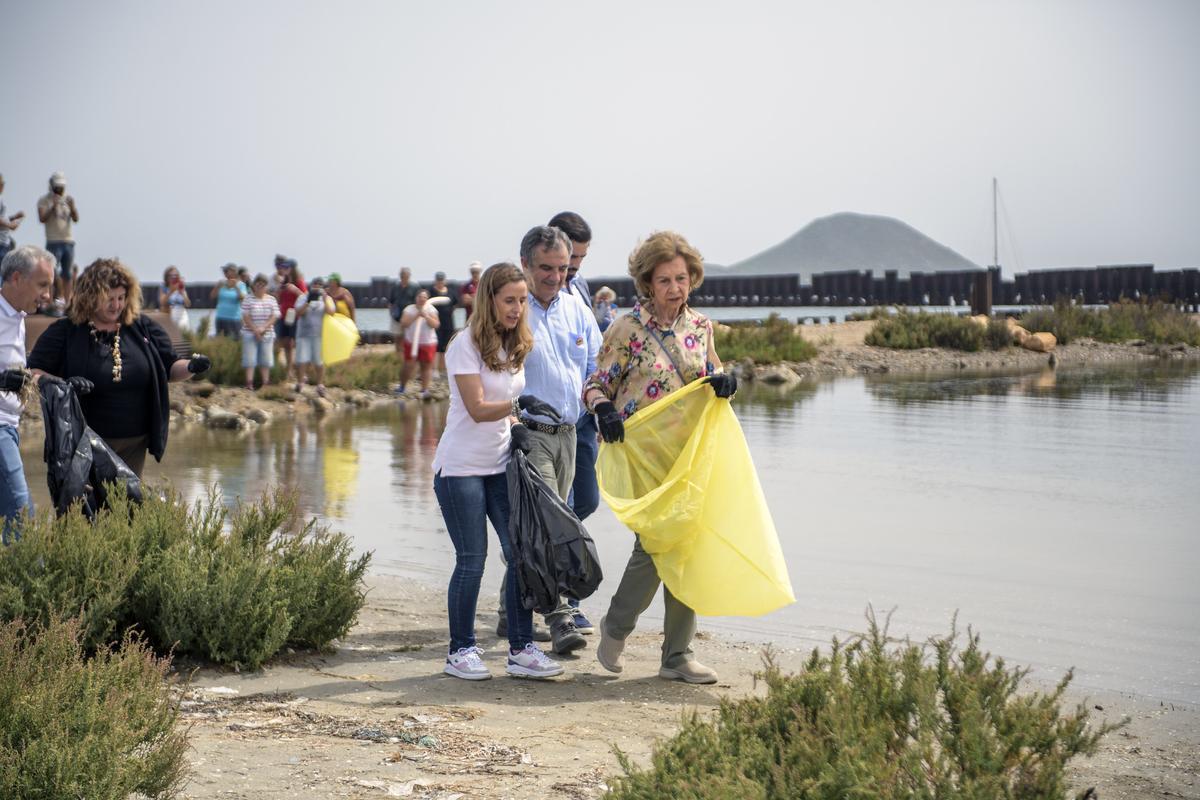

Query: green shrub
left=608, top=617, right=1122, bottom=800
left=716, top=314, right=818, bottom=364
left=865, top=310, right=988, bottom=351
left=1020, top=299, right=1199, bottom=346
left=844, top=306, right=894, bottom=322
left=182, top=331, right=287, bottom=386
left=325, top=351, right=404, bottom=391
left=0, top=616, right=188, bottom=800
left=985, top=318, right=1014, bottom=350
left=0, top=487, right=371, bottom=670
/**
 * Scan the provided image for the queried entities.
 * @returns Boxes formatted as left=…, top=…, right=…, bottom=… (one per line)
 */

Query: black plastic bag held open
left=506, top=450, right=602, bottom=615
left=40, top=378, right=143, bottom=518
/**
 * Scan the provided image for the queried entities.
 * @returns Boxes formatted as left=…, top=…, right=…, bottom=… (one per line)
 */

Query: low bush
left=985, top=317, right=1015, bottom=349
left=608, top=616, right=1122, bottom=800
left=0, top=616, right=188, bottom=800
left=183, top=329, right=287, bottom=387
left=324, top=351, right=404, bottom=391
left=865, top=310, right=991, bottom=351
left=716, top=314, right=818, bottom=363
left=844, top=306, right=894, bottom=322
left=0, top=487, right=371, bottom=669
left=1019, top=299, right=1200, bottom=346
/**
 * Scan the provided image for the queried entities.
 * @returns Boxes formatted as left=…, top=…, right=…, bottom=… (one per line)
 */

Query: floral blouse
left=584, top=301, right=721, bottom=420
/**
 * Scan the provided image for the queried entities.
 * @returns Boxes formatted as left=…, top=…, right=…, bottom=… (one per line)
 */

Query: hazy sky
left=2, top=1, right=1197, bottom=283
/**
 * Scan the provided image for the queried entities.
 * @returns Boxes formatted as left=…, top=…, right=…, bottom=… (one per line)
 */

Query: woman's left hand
left=705, top=373, right=738, bottom=399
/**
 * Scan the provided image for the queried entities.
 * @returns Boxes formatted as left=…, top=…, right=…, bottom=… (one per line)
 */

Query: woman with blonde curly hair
left=431, top=262, right=566, bottom=681
left=28, top=258, right=211, bottom=476
left=582, top=230, right=737, bottom=685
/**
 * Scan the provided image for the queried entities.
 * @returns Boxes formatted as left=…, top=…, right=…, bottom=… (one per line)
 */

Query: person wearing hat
left=326, top=272, right=356, bottom=320
left=459, top=261, right=483, bottom=319
left=429, top=271, right=457, bottom=376
left=37, top=172, right=79, bottom=306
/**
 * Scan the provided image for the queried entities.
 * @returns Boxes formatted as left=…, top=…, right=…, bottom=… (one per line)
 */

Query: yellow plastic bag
left=597, top=379, right=795, bottom=617
left=322, top=313, right=359, bottom=365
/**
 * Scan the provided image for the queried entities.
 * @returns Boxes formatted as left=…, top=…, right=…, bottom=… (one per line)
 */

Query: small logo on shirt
left=575, top=336, right=584, bottom=346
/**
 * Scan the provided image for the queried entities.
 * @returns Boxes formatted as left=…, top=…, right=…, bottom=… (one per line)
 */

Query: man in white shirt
left=0, top=245, right=56, bottom=542
left=37, top=172, right=79, bottom=307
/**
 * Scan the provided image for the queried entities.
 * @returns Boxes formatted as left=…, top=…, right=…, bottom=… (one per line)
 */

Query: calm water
left=21, top=361, right=1200, bottom=703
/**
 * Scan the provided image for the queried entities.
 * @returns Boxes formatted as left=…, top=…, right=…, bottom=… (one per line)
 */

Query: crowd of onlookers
left=3, top=177, right=737, bottom=687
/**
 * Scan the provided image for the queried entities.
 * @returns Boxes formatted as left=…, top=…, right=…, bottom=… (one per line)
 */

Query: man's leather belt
left=521, top=418, right=575, bottom=435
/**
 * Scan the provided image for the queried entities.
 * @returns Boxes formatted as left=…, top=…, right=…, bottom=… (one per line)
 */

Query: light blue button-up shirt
left=522, top=290, right=601, bottom=425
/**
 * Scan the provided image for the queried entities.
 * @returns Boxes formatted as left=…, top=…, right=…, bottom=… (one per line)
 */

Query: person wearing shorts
left=293, top=276, right=333, bottom=396
left=241, top=274, right=280, bottom=390
left=271, top=258, right=306, bottom=381
left=429, top=271, right=456, bottom=376
left=38, top=172, right=78, bottom=308
left=399, top=289, right=439, bottom=398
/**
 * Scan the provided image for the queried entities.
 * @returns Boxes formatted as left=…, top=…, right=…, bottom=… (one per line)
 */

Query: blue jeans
left=434, top=471, right=532, bottom=652
left=569, top=412, right=600, bottom=521
left=0, top=425, right=31, bottom=544
left=241, top=333, right=275, bottom=368
left=46, top=240, right=74, bottom=279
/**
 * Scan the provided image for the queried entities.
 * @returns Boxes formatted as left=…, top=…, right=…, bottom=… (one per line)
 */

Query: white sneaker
left=506, top=643, right=564, bottom=679
left=444, top=646, right=491, bottom=680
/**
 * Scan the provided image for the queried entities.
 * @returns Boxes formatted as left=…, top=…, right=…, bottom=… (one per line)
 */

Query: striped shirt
left=241, top=294, right=280, bottom=337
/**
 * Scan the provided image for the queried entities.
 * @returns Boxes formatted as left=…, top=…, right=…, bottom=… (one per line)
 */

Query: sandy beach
left=173, top=575, right=1199, bottom=800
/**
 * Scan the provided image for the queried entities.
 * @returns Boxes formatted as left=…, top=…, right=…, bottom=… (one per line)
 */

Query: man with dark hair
left=548, top=211, right=600, bottom=634
left=388, top=267, right=420, bottom=363
left=548, top=211, right=592, bottom=305
left=0, top=245, right=55, bottom=542
left=38, top=172, right=78, bottom=307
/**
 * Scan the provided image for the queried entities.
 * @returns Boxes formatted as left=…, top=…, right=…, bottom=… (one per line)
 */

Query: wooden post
left=970, top=272, right=993, bottom=316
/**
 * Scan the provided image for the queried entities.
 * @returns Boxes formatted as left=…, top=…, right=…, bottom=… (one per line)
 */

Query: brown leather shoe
left=658, top=660, right=718, bottom=684
left=596, top=615, right=625, bottom=674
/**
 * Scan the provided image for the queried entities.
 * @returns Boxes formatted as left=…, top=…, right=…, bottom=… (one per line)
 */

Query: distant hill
left=721, top=212, right=982, bottom=281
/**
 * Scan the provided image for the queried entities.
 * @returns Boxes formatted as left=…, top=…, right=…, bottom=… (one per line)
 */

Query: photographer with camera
left=292, top=276, right=335, bottom=396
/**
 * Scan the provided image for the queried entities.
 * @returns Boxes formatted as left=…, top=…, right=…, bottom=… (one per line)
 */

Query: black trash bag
left=506, top=449, right=603, bottom=615
left=39, top=379, right=143, bottom=518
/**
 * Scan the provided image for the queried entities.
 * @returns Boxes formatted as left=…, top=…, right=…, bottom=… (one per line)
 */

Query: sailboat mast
left=992, top=177, right=998, bottom=269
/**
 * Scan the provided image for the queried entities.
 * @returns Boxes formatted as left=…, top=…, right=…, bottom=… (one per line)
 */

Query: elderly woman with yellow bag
left=581, top=231, right=737, bottom=684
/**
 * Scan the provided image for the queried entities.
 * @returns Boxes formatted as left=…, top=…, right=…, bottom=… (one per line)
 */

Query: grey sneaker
left=550, top=617, right=587, bottom=655
left=658, top=660, right=718, bottom=685
left=596, top=615, right=625, bottom=674
left=506, top=644, right=564, bottom=679
left=496, top=614, right=552, bottom=642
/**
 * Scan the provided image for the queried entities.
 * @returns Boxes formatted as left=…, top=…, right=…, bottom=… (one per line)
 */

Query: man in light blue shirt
left=507, top=224, right=601, bottom=654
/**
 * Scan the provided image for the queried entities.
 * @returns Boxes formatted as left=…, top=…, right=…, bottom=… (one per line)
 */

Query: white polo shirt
left=0, top=293, right=27, bottom=427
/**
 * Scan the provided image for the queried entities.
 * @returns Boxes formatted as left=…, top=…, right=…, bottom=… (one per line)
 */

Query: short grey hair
left=519, top=225, right=571, bottom=265
left=1, top=244, right=55, bottom=283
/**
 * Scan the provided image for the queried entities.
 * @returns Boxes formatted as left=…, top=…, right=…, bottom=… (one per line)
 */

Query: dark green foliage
left=866, top=310, right=990, bottom=351
left=0, top=616, right=188, bottom=800
left=0, top=487, right=371, bottom=670
left=324, top=351, right=404, bottom=391
left=716, top=314, right=818, bottom=364
left=985, top=318, right=1015, bottom=350
left=608, top=616, right=1123, bottom=800
left=1019, top=299, right=1199, bottom=346
left=844, top=307, right=894, bottom=322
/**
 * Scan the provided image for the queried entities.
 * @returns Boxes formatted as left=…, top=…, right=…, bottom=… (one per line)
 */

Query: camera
left=308, top=288, right=322, bottom=302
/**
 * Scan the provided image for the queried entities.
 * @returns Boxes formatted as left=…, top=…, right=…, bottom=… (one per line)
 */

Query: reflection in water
left=17, top=363, right=1200, bottom=704
left=865, top=360, right=1200, bottom=406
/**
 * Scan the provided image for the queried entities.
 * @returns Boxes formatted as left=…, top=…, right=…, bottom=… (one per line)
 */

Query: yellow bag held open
left=597, top=379, right=795, bottom=617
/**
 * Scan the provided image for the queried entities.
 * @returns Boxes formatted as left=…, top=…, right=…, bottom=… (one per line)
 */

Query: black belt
left=521, top=418, right=575, bottom=435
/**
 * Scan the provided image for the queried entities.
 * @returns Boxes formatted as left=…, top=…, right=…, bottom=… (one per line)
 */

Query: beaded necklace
left=88, top=323, right=123, bottom=383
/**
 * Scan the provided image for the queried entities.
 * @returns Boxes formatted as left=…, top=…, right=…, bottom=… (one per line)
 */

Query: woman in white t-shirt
left=432, top=262, right=566, bottom=681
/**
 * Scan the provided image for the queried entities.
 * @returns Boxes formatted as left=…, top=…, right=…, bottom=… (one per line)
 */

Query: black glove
left=0, top=369, right=28, bottom=393
left=593, top=401, right=625, bottom=443
left=188, top=354, right=212, bottom=375
left=706, top=373, right=738, bottom=399
left=517, top=394, right=562, bottom=423
left=67, top=376, right=94, bottom=396
left=509, top=423, right=533, bottom=454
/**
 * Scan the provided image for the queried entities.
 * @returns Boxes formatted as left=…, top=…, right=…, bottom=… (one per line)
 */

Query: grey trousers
left=605, top=536, right=696, bottom=668
left=499, top=426, right=576, bottom=623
